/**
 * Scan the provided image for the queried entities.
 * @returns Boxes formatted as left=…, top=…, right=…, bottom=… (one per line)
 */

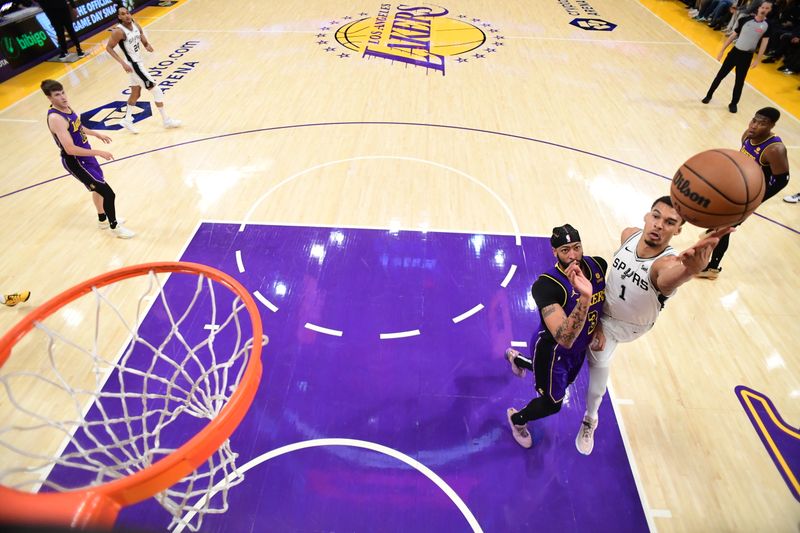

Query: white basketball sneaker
left=575, top=416, right=598, bottom=455
left=98, top=216, right=125, bottom=229
left=163, top=118, right=182, bottom=129
left=120, top=118, right=139, bottom=134
left=783, top=193, right=800, bottom=204
left=112, top=225, right=135, bottom=239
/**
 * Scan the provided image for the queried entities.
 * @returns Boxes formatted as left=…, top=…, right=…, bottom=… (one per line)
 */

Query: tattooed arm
left=541, top=298, right=590, bottom=349
left=537, top=262, right=593, bottom=349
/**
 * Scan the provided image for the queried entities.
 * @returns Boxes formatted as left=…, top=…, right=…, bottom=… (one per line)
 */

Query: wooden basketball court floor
left=1, top=0, right=798, bottom=531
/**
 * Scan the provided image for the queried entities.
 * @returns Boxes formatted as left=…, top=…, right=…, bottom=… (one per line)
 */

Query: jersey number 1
left=619, top=285, right=627, bottom=301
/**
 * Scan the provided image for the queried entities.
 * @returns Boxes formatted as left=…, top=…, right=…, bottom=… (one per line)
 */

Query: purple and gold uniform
left=530, top=256, right=607, bottom=403
left=48, top=107, right=105, bottom=190
left=741, top=134, right=787, bottom=201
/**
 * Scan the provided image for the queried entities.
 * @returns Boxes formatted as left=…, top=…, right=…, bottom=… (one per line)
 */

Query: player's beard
left=557, top=258, right=584, bottom=273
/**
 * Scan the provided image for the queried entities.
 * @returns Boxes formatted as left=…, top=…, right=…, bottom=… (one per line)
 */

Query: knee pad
left=151, top=86, right=165, bottom=103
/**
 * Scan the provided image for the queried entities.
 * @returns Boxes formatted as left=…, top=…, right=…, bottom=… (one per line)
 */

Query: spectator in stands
left=763, top=0, right=800, bottom=63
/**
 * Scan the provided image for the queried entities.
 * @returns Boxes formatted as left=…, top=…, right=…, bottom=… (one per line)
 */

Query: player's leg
left=62, top=156, right=135, bottom=238
left=703, top=49, right=737, bottom=102
left=149, top=86, right=181, bottom=128
left=121, top=85, right=142, bottom=133
left=576, top=334, right=618, bottom=455
left=504, top=347, right=532, bottom=377
left=506, top=343, right=568, bottom=448
left=728, top=51, right=752, bottom=112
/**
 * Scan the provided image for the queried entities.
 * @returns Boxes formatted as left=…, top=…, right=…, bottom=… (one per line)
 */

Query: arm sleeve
left=531, top=275, right=566, bottom=310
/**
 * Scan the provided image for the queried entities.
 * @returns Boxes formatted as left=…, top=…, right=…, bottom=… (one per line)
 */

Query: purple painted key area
left=104, top=223, right=648, bottom=531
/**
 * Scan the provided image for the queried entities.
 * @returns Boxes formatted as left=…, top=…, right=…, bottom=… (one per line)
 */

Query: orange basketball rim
left=0, top=262, right=264, bottom=530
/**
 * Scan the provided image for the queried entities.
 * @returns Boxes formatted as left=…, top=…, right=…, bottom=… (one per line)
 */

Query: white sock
left=158, top=106, right=169, bottom=122
left=124, top=104, right=134, bottom=121
left=585, top=364, right=610, bottom=420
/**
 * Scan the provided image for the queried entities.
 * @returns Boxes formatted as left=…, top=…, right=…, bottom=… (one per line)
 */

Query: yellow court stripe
left=0, top=3, right=186, bottom=111
left=639, top=0, right=800, bottom=119
left=741, top=389, right=800, bottom=494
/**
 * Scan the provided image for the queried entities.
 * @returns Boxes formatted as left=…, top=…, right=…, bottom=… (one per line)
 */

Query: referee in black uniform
left=701, top=1, right=773, bottom=113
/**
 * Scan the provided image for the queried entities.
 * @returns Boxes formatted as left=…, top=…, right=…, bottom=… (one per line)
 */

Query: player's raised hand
left=566, top=262, right=592, bottom=299
left=679, top=227, right=735, bottom=272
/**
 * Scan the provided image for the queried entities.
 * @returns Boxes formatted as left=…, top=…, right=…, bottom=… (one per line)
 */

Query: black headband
left=550, top=224, right=581, bottom=248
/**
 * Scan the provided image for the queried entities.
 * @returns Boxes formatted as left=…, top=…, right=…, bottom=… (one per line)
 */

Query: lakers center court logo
left=316, top=4, right=504, bottom=75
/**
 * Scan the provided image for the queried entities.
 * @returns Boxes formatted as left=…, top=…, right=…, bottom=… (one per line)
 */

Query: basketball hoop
left=0, top=262, right=264, bottom=531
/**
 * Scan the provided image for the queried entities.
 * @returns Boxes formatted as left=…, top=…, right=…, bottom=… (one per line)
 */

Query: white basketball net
left=0, top=268, right=259, bottom=531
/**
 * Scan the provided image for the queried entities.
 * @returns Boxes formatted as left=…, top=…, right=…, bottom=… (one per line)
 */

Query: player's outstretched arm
left=651, top=227, right=735, bottom=294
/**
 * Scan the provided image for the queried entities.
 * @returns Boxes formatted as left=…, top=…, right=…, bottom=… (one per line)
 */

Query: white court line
left=235, top=250, right=245, bottom=273
left=379, top=329, right=421, bottom=339
left=0, top=118, right=37, bottom=123
left=510, top=340, right=527, bottom=348
left=173, top=438, right=483, bottom=533
left=305, top=322, right=343, bottom=336
left=500, top=264, right=517, bottom=288
left=237, top=155, right=523, bottom=246
left=253, top=290, right=278, bottom=312
left=650, top=509, right=673, bottom=519
left=203, top=324, right=220, bottom=331
left=452, top=304, right=484, bottom=324
left=607, top=380, right=658, bottom=533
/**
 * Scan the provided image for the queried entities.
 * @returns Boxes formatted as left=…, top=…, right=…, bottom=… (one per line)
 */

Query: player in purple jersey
left=41, top=79, right=135, bottom=239
left=504, top=224, right=607, bottom=448
left=697, top=106, right=789, bottom=279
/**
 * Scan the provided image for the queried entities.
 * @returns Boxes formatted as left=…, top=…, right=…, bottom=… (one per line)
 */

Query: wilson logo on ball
left=673, top=172, right=711, bottom=208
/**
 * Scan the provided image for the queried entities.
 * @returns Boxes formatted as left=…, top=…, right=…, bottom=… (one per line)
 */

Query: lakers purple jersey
left=48, top=107, right=90, bottom=156
left=534, top=257, right=606, bottom=354
left=741, top=135, right=781, bottom=169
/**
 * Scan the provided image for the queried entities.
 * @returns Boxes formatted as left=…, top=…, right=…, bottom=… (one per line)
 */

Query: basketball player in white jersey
left=575, top=197, right=733, bottom=455
left=105, top=6, right=181, bottom=133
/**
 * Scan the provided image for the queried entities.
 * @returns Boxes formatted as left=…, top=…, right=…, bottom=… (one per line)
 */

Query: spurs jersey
left=604, top=230, right=676, bottom=327
left=116, top=22, right=144, bottom=64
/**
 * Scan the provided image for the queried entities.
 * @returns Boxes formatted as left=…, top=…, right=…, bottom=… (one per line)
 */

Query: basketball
left=670, top=148, right=765, bottom=228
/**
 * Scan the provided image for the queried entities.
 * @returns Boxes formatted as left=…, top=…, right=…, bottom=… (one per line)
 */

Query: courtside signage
left=555, top=0, right=617, bottom=31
